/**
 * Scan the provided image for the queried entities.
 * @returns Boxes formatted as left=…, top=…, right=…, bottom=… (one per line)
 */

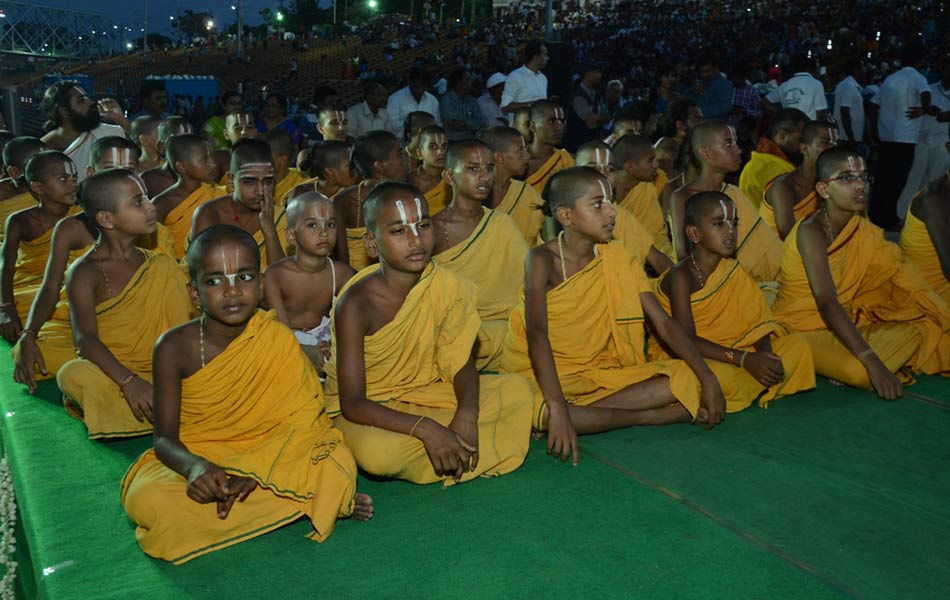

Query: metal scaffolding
left=0, top=1, right=117, bottom=59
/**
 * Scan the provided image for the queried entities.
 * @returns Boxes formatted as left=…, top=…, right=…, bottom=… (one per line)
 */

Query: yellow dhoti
left=0, top=192, right=36, bottom=244
left=164, top=184, right=224, bottom=259
left=500, top=242, right=701, bottom=429
left=760, top=179, right=819, bottom=238
left=495, top=180, right=545, bottom=245
left=738, top=144, right=795, bottom=210
left=58, top=252, right=192, bottom=438
left=276, top=168, right=308, bottom=207
left=526, top=149, right=574, bottom=194
left=433, top=208, right=528, bottom=370
left=774, top=216, right=949, bottom=386
left=900, top=196, right=949, bottom=302
left=324, top=262, right=532, bottom=484
left=619, top=179, right=674, bottom=258
left=120, top=310, right=356, bottom=563
left=344, top=226, right=373, bottom=271
left=424, top=180, right=450, bottom=215
left=11, top=207, right=81, bottom=321
left=726, top=184, right=783, bottom=283
left=11, top=243, right=92, bottom=379
left=653, top=258, right=815, bottom=410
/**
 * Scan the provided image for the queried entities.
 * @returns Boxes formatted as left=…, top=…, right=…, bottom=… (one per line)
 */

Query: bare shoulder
left=336, top=272, right=376, bottom=320
left=155, top=319, right=200, bottom=370
left=263, top=255, right=294, bottom=277
left=662, top=260, right=690, bottom=296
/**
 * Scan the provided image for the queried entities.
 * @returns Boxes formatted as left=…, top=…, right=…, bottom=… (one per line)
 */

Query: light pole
left=143, top=0, right=149, bottom=59
left=236, top=0, right=245, bottom=59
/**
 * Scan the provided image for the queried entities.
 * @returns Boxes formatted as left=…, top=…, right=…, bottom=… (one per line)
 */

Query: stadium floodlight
left=368, top=0, right=378, bottom=8
left=276, top=11, right=284, bottom=21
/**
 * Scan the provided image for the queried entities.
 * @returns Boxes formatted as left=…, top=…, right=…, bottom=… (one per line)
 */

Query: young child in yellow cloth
left=653, top=191, right=815, bottom=411
left=121, top=224, right=372, bottom=564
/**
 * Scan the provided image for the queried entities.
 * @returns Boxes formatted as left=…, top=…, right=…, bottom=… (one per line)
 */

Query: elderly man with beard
left=40, top=81, right=128, bottom=182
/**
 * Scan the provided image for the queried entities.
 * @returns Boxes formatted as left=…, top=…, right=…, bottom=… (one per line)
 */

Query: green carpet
left=0, top=345, right=946, bottom=599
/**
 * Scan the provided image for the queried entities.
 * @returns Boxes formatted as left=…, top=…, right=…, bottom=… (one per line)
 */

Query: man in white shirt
left=896, top=58, right=950, bottom=219
left=869, top=41, right=932, bottom=228
left=833, top=59, right=866, bottom=150
left=478, top=73, right=508, bottom=128
left=346, top=81, right=393, bottom=138
left=501, top=40, right=549, bottom=123
left=385, top=67, right=441, bottom=138
left=39, top=81, right=127, bottom=182
left=766, top=53, right=827, bottom=119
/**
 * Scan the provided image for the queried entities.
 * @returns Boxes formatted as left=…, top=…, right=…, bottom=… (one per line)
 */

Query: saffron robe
left=526, top=148, right=574, bottom=194
left=424, top=180, right=450, bottom=216
left=900, top=197, right=949, bottom=302
left=0, top=192, right=36, bottom=244
left=760, top=177, right=819, bottom=238
left=773, top=216, right=949, bottom=387
left=652, top=258, right=815, bottom=410
left=323, top=262, right=532, bottom=485
left=739, top=140, right=795, bottom=210
left=276, top=168, right=308, bottom=207
left=12, top=243, right=92, bottom=379
left=58, top=251, right=192, bottom=438
left=494, top=179, right=545, bottom=245
left=618, top=178, right=675, bottom=258
left=120, top=310, right=357, bottom=564
left=433, top=208, right=528, bottom=369
left=164, top=184, right=224, bottom=259
left=500, top=242, right=702, bottom=430
left=11, top=206, right=82, bottom=322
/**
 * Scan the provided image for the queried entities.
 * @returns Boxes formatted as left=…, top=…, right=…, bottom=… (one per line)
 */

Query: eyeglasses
left=821, top=173, right=873, bottom=185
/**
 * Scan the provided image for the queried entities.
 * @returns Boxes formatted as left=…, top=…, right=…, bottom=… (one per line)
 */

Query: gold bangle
left=118, top=373, right=135, bottom=389
left=408, top=416, right=425, bottom=439
left=857, top=348, right=874, bottom=360
left=19, top=328, right=37, bottom=339
left=739, top=350, right=749, bottom=368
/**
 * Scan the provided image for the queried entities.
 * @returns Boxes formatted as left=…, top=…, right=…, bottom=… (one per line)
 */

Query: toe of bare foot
left=826, top=377, right=845, bottom=387
left=351, top=492, right=374, bottom=521
left=530, top=429, right=544, bottom=440
left=694, top=407, right=709, bottom=424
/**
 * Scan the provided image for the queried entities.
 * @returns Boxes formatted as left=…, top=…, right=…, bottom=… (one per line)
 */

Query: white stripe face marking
left=720, top=199, right=736, bottom=230
left=63, top=160, right=78, bottom=176
left=597, top=178, right=612, bottom=204
left=218, top=245, right=241, bottom=287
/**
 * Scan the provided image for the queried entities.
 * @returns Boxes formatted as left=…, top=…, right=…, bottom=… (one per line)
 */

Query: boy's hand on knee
left=744, top=351, right=785, bottom=387
left=546, top=403, right=579, bottom=466
left=187, top=461, right=231, bottom=504
left=121, top=376, right=154, bottom=423
left=699, top=377, right=726, bottom=429
left=217, top=475, right=258, bottom=519
left=448, top=412, right=479, bottom=472
left=864, top=356, right=902, bottom=400
left=417, top=419, right=470, bottom=481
